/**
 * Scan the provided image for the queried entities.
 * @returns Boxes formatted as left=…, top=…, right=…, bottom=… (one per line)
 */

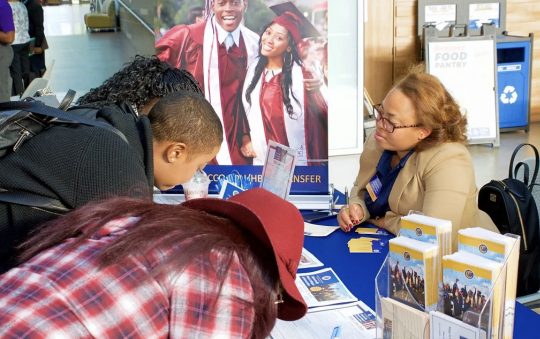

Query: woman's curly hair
left=77, top=55, right=202, bottom=111
left=394, top=65, right=468, bottom=151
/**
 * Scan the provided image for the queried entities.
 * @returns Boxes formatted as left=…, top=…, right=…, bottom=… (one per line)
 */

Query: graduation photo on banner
left=154, top=0, right=329, bottom=195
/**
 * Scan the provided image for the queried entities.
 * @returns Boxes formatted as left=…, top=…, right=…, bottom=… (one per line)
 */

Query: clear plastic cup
left=183, top=169, right=210, bottom=200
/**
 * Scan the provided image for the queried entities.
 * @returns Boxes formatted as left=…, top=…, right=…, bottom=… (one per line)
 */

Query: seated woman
left=338, top=66, right=498, bottom=250
left=0, top=188, right=307, bottom=338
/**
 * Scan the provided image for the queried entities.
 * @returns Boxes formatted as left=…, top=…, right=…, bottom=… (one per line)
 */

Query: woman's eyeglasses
left=373, top=104, right=420, bottom=133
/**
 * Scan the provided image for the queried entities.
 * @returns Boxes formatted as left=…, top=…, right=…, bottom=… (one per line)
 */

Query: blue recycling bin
left=496, top=34, right=533, bottom=131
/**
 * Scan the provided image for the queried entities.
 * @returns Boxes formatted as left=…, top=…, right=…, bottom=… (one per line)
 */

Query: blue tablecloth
left=301, top=215, right=538, bottom=338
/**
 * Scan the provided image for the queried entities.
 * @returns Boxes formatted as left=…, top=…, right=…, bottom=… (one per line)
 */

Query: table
left=301, top=216, right=538, bottom=338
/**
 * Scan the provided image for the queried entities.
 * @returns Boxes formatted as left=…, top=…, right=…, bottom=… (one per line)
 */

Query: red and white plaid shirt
left=0, top=218, right=255, bottom=338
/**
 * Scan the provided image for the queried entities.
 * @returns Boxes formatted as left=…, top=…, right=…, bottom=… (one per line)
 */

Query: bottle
left=183, top=169, right=210, bottom=200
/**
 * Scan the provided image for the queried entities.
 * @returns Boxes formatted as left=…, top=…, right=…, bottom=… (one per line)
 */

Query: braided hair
left=245, top=23, right=303, bottom=119
left=77, top=55, right=202, bottom=110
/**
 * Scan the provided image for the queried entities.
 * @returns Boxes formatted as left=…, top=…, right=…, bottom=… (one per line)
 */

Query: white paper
left=270, top=301, right=376, bottom=339
left=299, top=248, right=324, bottom=269
left=304, top=222, right=340, bottom=237
left=430, top=311, right=486, bottom=339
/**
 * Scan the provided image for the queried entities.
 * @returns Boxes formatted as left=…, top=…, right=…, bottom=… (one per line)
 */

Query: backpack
left=0, top=96, right=126, bottom=212
left=478, top=143, right=540, bottom=296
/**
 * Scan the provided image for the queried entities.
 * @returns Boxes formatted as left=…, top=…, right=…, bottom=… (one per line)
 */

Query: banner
left=154, top=0, right=329, bottom=195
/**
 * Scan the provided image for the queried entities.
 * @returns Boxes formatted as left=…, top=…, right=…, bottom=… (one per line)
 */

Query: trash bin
left=496, top=33, right=533, bottom=131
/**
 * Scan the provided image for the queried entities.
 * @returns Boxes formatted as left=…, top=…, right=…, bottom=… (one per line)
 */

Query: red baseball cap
left=181, top=187, right=307, bottom=321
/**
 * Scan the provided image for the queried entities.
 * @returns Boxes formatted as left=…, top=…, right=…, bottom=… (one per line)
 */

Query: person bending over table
left=0, top=188, right=307, bottom=338
left=0, top=91, right=222, bottom=273
left=338, top=66, right=498, bottom=250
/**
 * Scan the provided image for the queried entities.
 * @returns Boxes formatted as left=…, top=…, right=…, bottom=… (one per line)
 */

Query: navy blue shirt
left=365, top=150, right=414, bottom=218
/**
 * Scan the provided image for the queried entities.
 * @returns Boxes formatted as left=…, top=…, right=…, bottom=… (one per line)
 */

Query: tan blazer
left=350, top=133, right=498, bottom=250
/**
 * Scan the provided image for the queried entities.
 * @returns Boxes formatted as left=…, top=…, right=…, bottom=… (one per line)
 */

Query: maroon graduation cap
left=269, top=1, right=321, bottom=41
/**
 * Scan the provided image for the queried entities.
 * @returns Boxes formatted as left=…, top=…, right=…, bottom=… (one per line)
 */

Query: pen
left=330, top=325, right=342, bottom=339
left=344, top=186, right=349, bottom=207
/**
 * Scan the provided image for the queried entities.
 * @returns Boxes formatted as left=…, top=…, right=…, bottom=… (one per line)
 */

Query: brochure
left=217, top=180, right=245, bottom=199
left=458, top=228, right=520, bottom=338
left=304, top=222, right=340, bottom=237
left=299, top=248, right=324, bottom=269
left=260, top=140, right=297, bottom=199
left=430, top=310, right=486, bottom=339
left=388, top=236, right=439, bottom=312
left=442, top=251, right=503, bottom=337
left=270, top=301, right=376, bottom=339
left=380, top=296, right=430, bottom=339
left=296, top=268, right=357, bottom=308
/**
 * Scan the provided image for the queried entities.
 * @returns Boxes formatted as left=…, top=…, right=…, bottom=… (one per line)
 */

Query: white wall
left=326, top=0, right=364, bottom=194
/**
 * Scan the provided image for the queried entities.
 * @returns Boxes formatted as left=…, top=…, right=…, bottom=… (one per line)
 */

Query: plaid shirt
left=0, top=218, right=255, bottom=338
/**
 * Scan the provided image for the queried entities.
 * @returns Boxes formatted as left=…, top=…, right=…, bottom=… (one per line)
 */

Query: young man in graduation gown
left=156, top=0, right=259, bottom=165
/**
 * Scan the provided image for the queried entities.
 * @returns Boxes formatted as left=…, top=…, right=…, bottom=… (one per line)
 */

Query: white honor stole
left=203, top=18, right=259, bottom=164
left=243, top=61, right=307, bottom=165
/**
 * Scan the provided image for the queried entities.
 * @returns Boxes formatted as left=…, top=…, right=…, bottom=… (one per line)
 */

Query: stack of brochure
left=380, top=296, right=430, bottom=338
left=399, top=213, right=452, bottom=259
left=388, top=236, right=439, bottom=312
left=441, top=251, right=504, bottom=339
left=399, top=213, right=451, bottom=288
left=458, top=227, right=519, bottom=338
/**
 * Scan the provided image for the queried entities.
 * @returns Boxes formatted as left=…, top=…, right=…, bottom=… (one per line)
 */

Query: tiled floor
left=43, top=4, right=137, bottom=94
left=42, top=3, right=540, bottom=189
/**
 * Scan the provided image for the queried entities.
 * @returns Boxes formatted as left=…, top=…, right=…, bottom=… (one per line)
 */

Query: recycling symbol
left=500, top=85, right=518, bottom=104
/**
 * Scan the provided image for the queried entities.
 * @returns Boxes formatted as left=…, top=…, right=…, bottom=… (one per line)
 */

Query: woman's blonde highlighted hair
left=393, top=64, right=468, bottom=151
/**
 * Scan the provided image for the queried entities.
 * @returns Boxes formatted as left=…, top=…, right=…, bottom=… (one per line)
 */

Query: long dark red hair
left=18, top=197, right=279, bottom=339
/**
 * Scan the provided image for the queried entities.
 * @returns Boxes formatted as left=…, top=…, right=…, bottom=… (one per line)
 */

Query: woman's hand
left=337, top=203, right=363, bottom=232
left=240, top=135, right=256, bottom=158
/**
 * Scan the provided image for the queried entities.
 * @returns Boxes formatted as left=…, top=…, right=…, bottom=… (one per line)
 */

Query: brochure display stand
left=374, top=234, right=519, bottom=339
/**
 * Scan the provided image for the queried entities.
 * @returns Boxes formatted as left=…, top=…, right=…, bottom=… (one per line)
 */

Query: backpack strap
left=509, top=143, right=540, bottom=191
left=0, top=191, right=70, bottom=214
left=0, top=100, right=127, bottom=143
left=57, top=89, right=77, bottom=111
left=514, top=161, right=531, bottom=187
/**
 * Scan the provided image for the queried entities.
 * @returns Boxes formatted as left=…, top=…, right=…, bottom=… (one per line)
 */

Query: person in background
left=156, top=0, right=259, bottom=165
left=76, top=55, right=202, bottom=115
left=24, top=0, right=47, bottom=79
left=337, top=66, right=498, bottom=250
left=240, top=11, right=328, bottom=166
left=0, top=0, right=15, bottom=101
left=0, top=91, right=223, bottom=273
left=187, top=5, right=204, bottom=24
left=8, top=0, right=31, bottom=96
left=0, top=189, right=307, bottom=338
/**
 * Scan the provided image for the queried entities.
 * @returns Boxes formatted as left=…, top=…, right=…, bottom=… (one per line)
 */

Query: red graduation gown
left=258, top=69, right=328, bottom=166
left=155, top=22, right=251, bottom=165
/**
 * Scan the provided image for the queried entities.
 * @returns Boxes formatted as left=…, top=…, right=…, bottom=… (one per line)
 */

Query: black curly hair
left=77, top=55, right=202, bottom=111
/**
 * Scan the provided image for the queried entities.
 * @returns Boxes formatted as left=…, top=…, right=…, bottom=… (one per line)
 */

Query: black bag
left=478, top=143, right=540, bottom=296
left=0, top=96, right=126, bottom=158
left=0, top=96, right=126, bottom=212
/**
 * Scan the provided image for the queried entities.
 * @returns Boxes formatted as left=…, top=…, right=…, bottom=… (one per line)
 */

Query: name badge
left=366, top=174, right=382, bottom=202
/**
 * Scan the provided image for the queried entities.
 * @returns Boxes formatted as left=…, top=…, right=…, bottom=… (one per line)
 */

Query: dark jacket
left=0, top=103, right=153, bottom=272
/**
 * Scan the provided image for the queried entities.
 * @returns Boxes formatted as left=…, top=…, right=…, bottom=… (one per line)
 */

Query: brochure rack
left=375, top=255, right=431, bottom=338
left=374, top=233, right=520, bottom=339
